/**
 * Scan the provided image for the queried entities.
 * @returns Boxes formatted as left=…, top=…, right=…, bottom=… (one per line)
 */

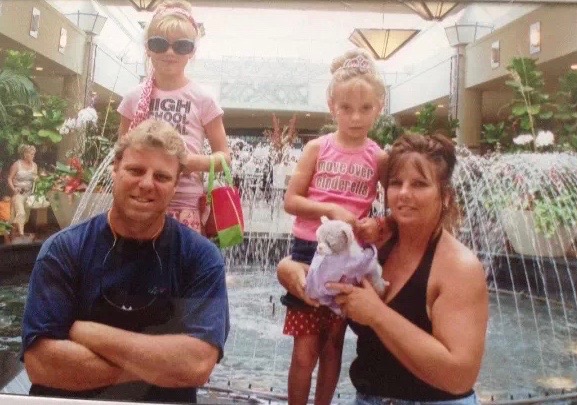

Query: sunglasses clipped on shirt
left=147, top=36, right=195, bottom=55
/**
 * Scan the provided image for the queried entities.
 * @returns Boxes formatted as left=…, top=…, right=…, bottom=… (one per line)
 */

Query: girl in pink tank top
left=277, top=49, right=389, bottom=405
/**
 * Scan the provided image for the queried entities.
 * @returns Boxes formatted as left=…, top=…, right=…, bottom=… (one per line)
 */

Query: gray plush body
left=305, top=217, right=388, bottom=314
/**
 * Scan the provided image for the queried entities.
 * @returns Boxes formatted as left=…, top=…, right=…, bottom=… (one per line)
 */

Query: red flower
left=69, top=157, right=83, bottom=173
left=64, top=177, right=84, bottom=193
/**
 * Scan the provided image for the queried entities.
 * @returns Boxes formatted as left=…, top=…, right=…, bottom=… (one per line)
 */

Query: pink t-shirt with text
left=292, top=133, right=381, bottom=241
left=118, top=81, right=223, bottom=208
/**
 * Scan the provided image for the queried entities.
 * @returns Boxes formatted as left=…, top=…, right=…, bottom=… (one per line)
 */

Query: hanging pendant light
left=65, top=0, right=108, bottom=36
left=349, top=28, right=419, bottom=60
left=400, top=1, right=458, bottom=21
left=127, top=0, right=159, bottom=11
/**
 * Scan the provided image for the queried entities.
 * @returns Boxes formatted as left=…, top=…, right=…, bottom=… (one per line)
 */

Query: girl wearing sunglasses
left=118, top=0, right=230, bottom=234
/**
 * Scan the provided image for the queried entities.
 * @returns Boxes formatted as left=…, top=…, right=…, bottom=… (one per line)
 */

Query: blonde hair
left=327, top=49, right=386, bottom=101
left=146, top=0, right=198, bottom=40
left=18, top=144, right=36, bottom=158
left=114, top=119, right=187, bottom=173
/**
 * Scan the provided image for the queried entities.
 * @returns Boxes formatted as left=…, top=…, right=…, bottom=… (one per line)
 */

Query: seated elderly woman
left=6, top=144, right=38, bottom=237
left=279, top=132, right=489, bottom=405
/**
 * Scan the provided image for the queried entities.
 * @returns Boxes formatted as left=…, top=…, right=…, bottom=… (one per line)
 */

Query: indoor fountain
left=2, top=141, right=577, bottom=404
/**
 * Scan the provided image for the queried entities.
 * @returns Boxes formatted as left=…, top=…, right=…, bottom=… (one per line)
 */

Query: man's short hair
left=114, top=119, right=187, bottom=172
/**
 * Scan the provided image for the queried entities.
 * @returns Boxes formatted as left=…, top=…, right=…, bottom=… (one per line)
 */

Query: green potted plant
left=554, top=70, right=577, bottom=150
left=369, top=114, right=403, bottom=147
left=46, top=105, right=116, bottom=229
left=410, top=102, right=437, bottom=135
left=26, top=171, right=56, bottom=209
left=480, top=122, right=508, bottom=153
left=474, top=57, right=576, bottom=256
left=408, top=102, right=458, bottom=138
left=0, top=50, right=40, bottom=166
left=0, top=220, right=13, bottom=244
left=2, top=95, right=67, bottom=162
left=504, top=57, right=554, bottom=146
left=480, top=151, right=577, bottom=257
left=0, top=50, right=38, bottom=126
left=0, top=50, right=67, bottom=168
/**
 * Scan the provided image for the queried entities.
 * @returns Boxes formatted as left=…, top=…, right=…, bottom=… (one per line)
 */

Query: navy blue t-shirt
left=21, top=214, right=229, bottom=399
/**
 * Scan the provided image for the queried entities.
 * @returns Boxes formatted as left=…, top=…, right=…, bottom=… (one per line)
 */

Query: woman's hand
left=328, top=278, right=385, bottom=326
left=355, top=217, right=380, bottom=243
left=356, top=217, right=394, bottom=246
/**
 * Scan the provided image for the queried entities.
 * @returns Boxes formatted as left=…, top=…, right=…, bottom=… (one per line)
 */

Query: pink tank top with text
left=292, top=134, right=381, bottom=241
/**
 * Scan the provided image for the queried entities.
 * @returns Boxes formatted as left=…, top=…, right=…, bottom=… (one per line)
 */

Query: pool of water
left=3, top=268, right=577, bottom=403
left=0, top=273, right=28, bottom=355
left=219, top=270, right=577, bottom=403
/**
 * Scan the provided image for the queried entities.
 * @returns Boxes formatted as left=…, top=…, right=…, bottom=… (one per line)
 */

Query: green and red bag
left=200, top=155, right=244, bottom=248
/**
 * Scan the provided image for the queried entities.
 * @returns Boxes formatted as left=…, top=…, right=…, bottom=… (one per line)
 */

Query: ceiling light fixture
left=444, top=7, right=494, bottom=47
left=349, top=28, right=419, bottom=60
left=400, top=1, right=458, bottom=21
left=65, top=1, right=107, bottom=36
left=128, top=0, right=159, bottom=12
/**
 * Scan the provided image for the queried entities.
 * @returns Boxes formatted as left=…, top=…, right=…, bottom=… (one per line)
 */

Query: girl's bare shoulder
left=302, top=137, right=322, bottom=155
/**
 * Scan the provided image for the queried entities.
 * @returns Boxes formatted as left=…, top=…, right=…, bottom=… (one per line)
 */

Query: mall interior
left=1, top=0, right=576, bottom=152
left=2, top=1, right=577, bottom=404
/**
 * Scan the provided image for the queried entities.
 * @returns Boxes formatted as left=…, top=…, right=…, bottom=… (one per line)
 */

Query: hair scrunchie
left=153, top=6, right=198, bottom=32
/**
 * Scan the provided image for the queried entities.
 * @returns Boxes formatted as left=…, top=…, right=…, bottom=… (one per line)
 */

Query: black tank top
left=349, top=233, right=474, bottom=401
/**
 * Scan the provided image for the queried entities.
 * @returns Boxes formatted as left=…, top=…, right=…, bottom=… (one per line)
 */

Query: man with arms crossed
left=22, top=119, right=229, bottom=403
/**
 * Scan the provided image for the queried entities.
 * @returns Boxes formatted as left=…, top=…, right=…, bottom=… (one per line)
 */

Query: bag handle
left=206, top=154, right=233, bottom=204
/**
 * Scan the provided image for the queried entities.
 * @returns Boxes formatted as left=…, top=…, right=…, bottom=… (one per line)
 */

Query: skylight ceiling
left=49, top=0, right=537, bottom=69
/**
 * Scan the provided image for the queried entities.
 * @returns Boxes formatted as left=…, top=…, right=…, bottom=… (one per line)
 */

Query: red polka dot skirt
left=283, top=306, right=342, bottom=336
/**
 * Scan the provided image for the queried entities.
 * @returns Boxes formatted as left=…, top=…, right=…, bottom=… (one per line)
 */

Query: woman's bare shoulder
left=8, top=160, right=19, bottom=173
left=436, top=232, right=484, bottom=278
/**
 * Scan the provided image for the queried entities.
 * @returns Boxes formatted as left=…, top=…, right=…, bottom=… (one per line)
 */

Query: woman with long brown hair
left=328, top=133, right=488, bottom=404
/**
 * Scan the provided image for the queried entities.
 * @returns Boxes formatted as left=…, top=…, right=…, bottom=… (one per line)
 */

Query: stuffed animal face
left=316, top=217, right=355, bottom=255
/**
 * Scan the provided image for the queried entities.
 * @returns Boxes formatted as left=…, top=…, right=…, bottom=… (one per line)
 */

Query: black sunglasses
left=147, top=36, right=195, bottom=55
